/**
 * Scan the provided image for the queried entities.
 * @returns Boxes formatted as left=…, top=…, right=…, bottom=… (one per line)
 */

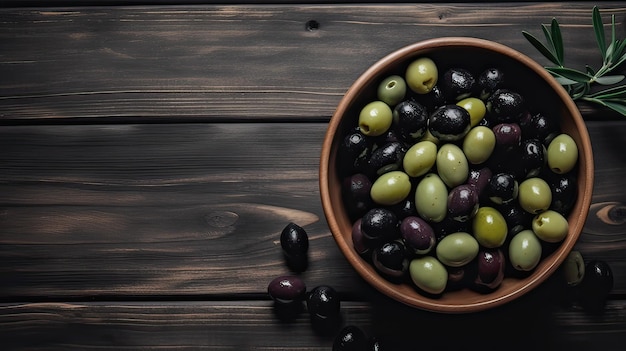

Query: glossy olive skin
left=419, top=84, right=446, bottom=111
left=520, top=139, right=546, bottom=178
left=343, top=173, right=373, bottom=220
left=486, top=89, right=526, bottom=123
left=475, top=248, right=505, bottom=290
left=436, top=231, right=479, bottom=267
left=472, top=206, right=507, bottom=248
left=545, top=172, right=578, bottom=215
left=487, top=172, right=518, bottom=205
left=409, top=256, right=448, bottom=295
left=268, top=275, right=307, bottom=304
left=403, top=140, right=437, bottom=177
left=519, top=112, right=559, bottom=145
left=360, top=208, right=399, bottom=244
left=372, top=240, right=409, bottom=280
left=377, top=75, right=407, bottom=107
left=281, top=222, right=309, bottom=271
left=428, top=104, right=471, bottom=142
left=436, top=143, right=469, bottom=188
left=393, top=99, right=428, bottom=143
left=518, top=177, right=553, bottom=214
left=532, top=209, right=569, bottom=243
left=562, top=250, right=585, bottom=287
left=463, top=126, right=495, bottom=164
left=338, top=130, right=371, bottom=176
left=307, top=285, right=341, bottom=320
left=359, top=101, right=393, bottom=137
left=370, top=171, right=411, bottom=206
left=492, top=123, right=521, bottom=147
left=580, top=260, right=614, bottom=314
left=367, top=141, right=406, bottom=177
left=547, top=133, right=578, bottom=174
left=476, top=67, right=505, bottom=100
left=447, top=184, right=479, bottom=222
left=400, top=216, right=436, bottom=254
left=405, top=57, right=438, bottom=94
left=351, top=219, right=370, bottom=257
left=333, top=325, right=369, bottom=351
left=440, top=68, right=476, bottom=101
left=467, top=167, right=493, bottom=200
left=415, top=173, right=448, bottom=223
left=509, top=229, right=542, bottom=271
left=497, top=202, right=532, bottom=233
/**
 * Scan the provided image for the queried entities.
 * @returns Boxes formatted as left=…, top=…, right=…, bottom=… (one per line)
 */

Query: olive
left=580, top=260, right=614, bottom=314
left=545, top=172, right=577, bottom=215
left=280, top=222, right=309, bottom=272
left=497, top=202, right=533, bottom=233
left=457, top=97, right=487, bottom=127
left=518, top=177, right=552, bottom=214
left=419, top=84, right=446, bottom=111
left=467, top=166, right=493, bottom=200
left=519, top=112, right=559, bottom=145
left=475, top=248, right=505, bottom=290
left=414, top=173, right=448, bottom=223
left=492, top=123, right=521, bottom=147
left=307, top=285, right=341, bottom=332
left=267, top=275, right=307, bottom=304
left=402, top=140, right=437, bottom=177
left=430, top=216, right=471, bottom=242
left=405, top=57, right=438, bottom=94
left=447, top=184, right=479, bottom=222
left=520, top=138, right=546, bottom=178
left=547, top=133, right=578, bottom=174
left=372, top=240, right=409, bottom=280
left=440, top=68, right=476, bottom=101
left=400, top=216, right=436, bottom=255
left=386, top=198, right=416, bottom=220
left=476, top=67, right=505, bottom=100
left=360, top=208, right=399, bottom=243
left=377, top=75, right=407, bottom=107
left=487, top=172, right=518, bottom=205
left=351, top=219, right=370, bottom=256
left=409, top=256, right=448, bottom=295
left=338, top=130, right=371, bottom=176
left=359, top=101, right=393, bottom=137
left=562, top=251, right=585, bottom=287
left=428, top=104, right=471, bottom=142
left=333, top=325, right=369, bottom=351
left=393, top=99, right=428, bottom=143
left=370, top=171, right=412, bottom=206
left=343, top=173, right=373, bottom=219
left=436, top=231, right=480, bottom=267
left=509, top=229, right=542, bottom=271
left=486, top=89, right=525, bottom=123
left=532, top=210, right=569, bottom=243
left=436, top=143, right=469, bottom=188
left=486, top=144, right=524, bottom=179
left=462, top=126, right=496, bottom=164
left=472, top=206, right=508, bottom=248
left=367, top=141, right=406, bottom=177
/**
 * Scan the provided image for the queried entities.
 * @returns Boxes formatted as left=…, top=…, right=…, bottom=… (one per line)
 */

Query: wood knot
left=205, top=211, right=239, bottom=228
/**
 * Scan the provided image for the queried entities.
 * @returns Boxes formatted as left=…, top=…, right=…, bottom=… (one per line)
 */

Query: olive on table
left=476, top=67, right=505, bottom=100
left=440, top=67, right=476, bottom=101
left=447, top=184, right=479, bottom=223
left=360, top=208, right=400, bottom=244
left=267, top=275, right=307, bottom=304
left=532, top=209, right=569, bottom=243
left=562, top=250, right=585, bottom=287
left=402, top=140, right=437, bottom=177
left=405, top=57, right=438, bottom=94
left=333, top=325, right=369, bottom=351
left=393, top=99, right=428, bottom=143
left=547, top=133, right=578, bottom=174
left=436, top=143, right=469, bottom=188
left=414, top=173, right=448, bottom=223
left=486, top=88, right=525, bottom=123
left=428, top=104, right=471, bottom=142
left=377, top=75, right=407, bottom=107
left=462, top=126, right=496, bottom=164
left=307, top=285, right=341, bottom=331
left=436, top=231, right=480, bottom=267
left=580, top=260, right=614, bottom=314
left=370, top=171, right=411, bottom=206
left=457, top=97, right=487, bottom=127
left=509, top=229, right=542, bottom=271
left=400, top=216, right=436, bottom=255
left=359, top=101, right=393, bottom=137
left=409, top=256, right=448, bottom=295
left=472, top=206, right=507, bottom=248
left=518, top=177, right=553, bottom=214
left=280, top=222, right=309, bottom=272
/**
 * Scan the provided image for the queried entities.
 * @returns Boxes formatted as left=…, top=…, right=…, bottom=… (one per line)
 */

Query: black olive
left=417, top=84, right=446, bottom=111
left=440, top=68, right=476, bottom=101
left=487, top=172, right=518, bottom=205
left=486, top=144, right=524, bottom=179
left=546, top=172, right=578, bottom=215
left=496, top=202, right=532, bottom=233
left=520, top=138, right=546, bottom=178
left=385, top=198, right=416, bottom=220
left=486, top=89, right=525, bottom=123
left=519, top=112, right=560, bottom=145
left=267, top=275, right=307, bottom=304
left=393, top=99, right=428, bottom=144
left=580, top=260, right=614, bottom=314
left=351, top=219, right=371, bottom=257
left=360, top=208, right=399, bottom=244
left=333, top=325, right=368, bottom=351
left=343, top=173, right=373, bottom=220
left=467, top=166, right=493, bottom=201
left=366, top=141, right=406, bottom=177
left=372, top=240, right=409, bottom=280
left=280, top=222, right=309, bottom=272
left=338, top=130, right=371, bottom=176
left=428, top=104, right=471, bottom=141
left=307, top=285, right=341, bottom=333
left=476, top=67, right=505, bottom=100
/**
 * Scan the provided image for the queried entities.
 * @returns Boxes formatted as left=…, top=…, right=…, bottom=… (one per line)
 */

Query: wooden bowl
left=319, top=37, right=594, bottom=313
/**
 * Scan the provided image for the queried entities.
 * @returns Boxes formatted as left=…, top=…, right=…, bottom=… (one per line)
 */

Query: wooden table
left=1, top=1, right=625, bottom=349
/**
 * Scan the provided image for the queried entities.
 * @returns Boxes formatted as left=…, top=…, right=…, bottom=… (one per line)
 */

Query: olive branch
left=522, top=6, right=626, bottom=116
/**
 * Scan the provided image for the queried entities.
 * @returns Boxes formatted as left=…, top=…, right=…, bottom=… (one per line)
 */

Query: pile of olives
left=338, top=57, right=580, bottom=295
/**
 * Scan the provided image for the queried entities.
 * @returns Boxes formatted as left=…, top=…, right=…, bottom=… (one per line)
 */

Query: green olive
left=436, top=143, right=468, bottom=188
left=462, top=126, right=496, bottom=164
left=415, top=173, right=448, bottom=223
left=403, top=140, right=437, bottom=177
left=370, top=171, right=412, bottom=206
left=547, top=133, right=578, bottom=174
left=532, top=209, right=569, bottom=243
left=358, top=101, right=393, bottom=136
left=456, top=97, right=486, bottom=127
left=409, top=256, right=448, bottom=295
left=562, top=251, right=585, bottom=286
left=518, top=177, right=552, bottom=214
left=436, top=232, right=479, bottom=267
left=472, top=206, right=507, bottom=248
left=377, top=75, right=407, bottom=107
left=509, top=229, right=542, bottom=271
left=405, top=57, right=438, bottom=94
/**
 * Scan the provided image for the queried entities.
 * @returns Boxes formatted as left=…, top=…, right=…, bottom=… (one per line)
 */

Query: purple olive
left=475, top=248, right=505, bottom=290
left=343, top=173, right=373, bottom=220
left=333, top=325, right=368, bottom=351
left=492, top=123, right=521, bottom=147
left=400, top=216, right=436, bottom=254
left=268, top=275, right=307, bottom=304
left=351, top=219, right=370, bottom=256
left=447, top=184, right=479, bottom=222
left=467, top=166, right=493, bottom=201
left=372, top=240, right=409, bottom=280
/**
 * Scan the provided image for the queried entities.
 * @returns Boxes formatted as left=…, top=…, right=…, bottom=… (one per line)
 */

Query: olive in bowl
left=319, top=37, right=593, bottom=313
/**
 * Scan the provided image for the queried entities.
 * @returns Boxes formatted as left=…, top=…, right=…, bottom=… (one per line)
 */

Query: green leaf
left=546, top=67, right=593, bottom=83
left=551, top=18, right=564, bottom=64
left=587, top=84, right=626, bottom=99
left=586, top=65, right=596, bottom=76
left=594, top=75, right=625, bottom=85
left=522, top=31, right=561, bottom=66
left=554, top=76, right=580, bottom=86
left=593, top=6, right=607, bottom=60
left=601, top=101, right=626, bottom=116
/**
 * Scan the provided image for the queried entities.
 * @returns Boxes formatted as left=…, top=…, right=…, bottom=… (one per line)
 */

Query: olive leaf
left=523, top=6, right=626, bottom=117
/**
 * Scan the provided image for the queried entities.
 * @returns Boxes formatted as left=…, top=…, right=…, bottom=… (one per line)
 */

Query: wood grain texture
left=0, top=300, right=625, bottom=350
left=1, top=122, right=625, bottom=299
left=1, top=3, right=625, bottom=123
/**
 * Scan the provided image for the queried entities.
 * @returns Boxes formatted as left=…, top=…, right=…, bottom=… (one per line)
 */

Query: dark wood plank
left=1, top=299, right=625, bottom=350
left=1, top=121, right=625, bottom=299
left=1, top=3, right=624, bottom=123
